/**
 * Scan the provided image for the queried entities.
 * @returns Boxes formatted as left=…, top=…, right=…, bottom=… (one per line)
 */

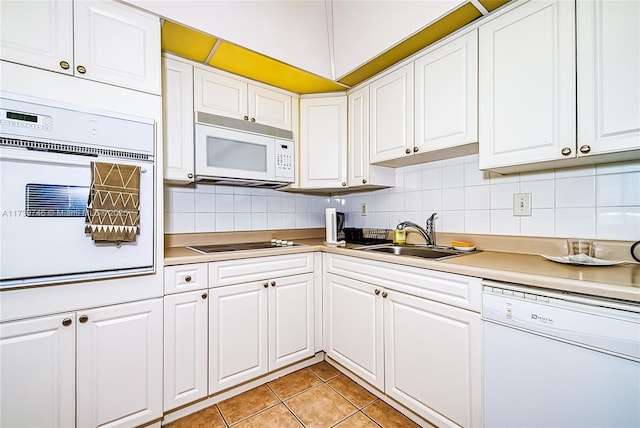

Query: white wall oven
left=0, top=93, right=155, bottom=288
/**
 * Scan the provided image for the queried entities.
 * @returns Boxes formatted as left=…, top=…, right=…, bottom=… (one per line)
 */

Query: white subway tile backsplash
left=442, top=187, right=465, bottom=210
left=555, top=176, right=595, bottom=208
left=164, top=158, right=640, bottom=241
left=490, top=209, right=521, bottom=235
left=465, top=185, right=490, bottom=210
left=596, top=207, right=640, bottom=240
left=596, top=172, right=640, bottom=207
left=555, top=208, right=597, bottom=239
left=521, top=209, right=555, bottom=237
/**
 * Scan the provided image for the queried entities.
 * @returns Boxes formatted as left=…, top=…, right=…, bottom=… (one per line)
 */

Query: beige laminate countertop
left=164, top=239, right=640, bottom=303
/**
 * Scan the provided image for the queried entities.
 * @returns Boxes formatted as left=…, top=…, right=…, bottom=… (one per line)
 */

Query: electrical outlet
left=361, top=202, right=368, bottom=216
left=513, top=193, right=532, bottom=216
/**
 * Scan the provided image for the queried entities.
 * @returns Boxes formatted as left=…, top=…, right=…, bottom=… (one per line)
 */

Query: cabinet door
left=415, top=30, right=478, bottom=152
left=249, top=85, right=292, bottom=131
left=324, top=273, right=384, bottom=390
left=348, top=86, right=370, bottom=187
left=164, top=291, right=209, bottom=411
left=194, top=68, right=248, bottom=119
left=73, top=0, right=161, bottom=94
left=577, top=0, right=640, bottom=156
left=77, top=299, right=163, bottom=428
left=163, top=57, right=195, bottom=183
left=299, top=96, right=348, bottom=188
left=0, top=0, right=73, bottom=75
left=0, top=313, right=75, bottom=428
left=209, top=282, right=268, bottom=393
left=269, top=273, right=314, bottom=370
left=384, top=290, right=481, bottom=428
left=479, top=0, right=575, bottom=170
left=369, top=63, right=414, bottom=164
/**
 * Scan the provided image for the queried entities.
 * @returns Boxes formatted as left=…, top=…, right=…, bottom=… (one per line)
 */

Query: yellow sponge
left=451, top=240, right=474, bottom=247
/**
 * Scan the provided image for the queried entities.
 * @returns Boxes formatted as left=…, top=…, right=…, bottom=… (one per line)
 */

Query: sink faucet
left=397, top=213, right=437, bottom=246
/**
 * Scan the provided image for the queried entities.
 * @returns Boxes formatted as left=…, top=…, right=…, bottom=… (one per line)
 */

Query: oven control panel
left=0, top=108, right=52, bottom=132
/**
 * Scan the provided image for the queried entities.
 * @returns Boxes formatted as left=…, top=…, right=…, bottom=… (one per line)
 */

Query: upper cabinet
left=194, top=68, right=293, bottom=131
left=479, top=0, right=639, bottom=173
left=478, top=0, right=576, bottom=172
left=414, top=30, right=478, bottom=155
left=576, top=0, right=640, bottom=156
left=0, top=0, right=161, bottom=95
left=162, top=56, right=195, bottom=183
left=299, top=95, right=348, bottom=189
left=369, top=64, right=414, bottom=164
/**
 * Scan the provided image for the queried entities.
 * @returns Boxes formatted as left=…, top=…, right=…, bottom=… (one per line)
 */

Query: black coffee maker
left=336, top=212, right=345, bottom=241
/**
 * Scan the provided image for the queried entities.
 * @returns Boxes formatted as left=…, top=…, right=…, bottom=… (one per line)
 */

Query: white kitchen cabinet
left=209, top=272, right=314, bottom=393
left=323, top=253, right=482, bottom=427
left=164, top=290, right=209, bottom=411
left=369, top=63, right=414, bottom=164
left=384, top=289, right=481, bottom=428
left=414, top=30, right=478, bottom=154
left=324, top=272, right=384, bottom=390
left=76, top=298, right=163, bottom=428
left=162, top=56, right=195, bottom=183
left=299, top=95, right=348, bottom=189
left=194, top=67, right=293, bottom=131
left=347, top=87, right=395, bottom=189
left=0, top=0, right=161, bottom=94
left=478, top=0, right=576, bottom=172
left=0, top=312, right=76, bottom=428
left=0, top=299, right=162, bottom=428
left=164, top=261, right=208, bottom=295
left=577, top=0, right=640, bottom=157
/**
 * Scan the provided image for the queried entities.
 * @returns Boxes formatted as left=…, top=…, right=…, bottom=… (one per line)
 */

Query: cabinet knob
left=187, top=173, right=194, bottom=179
left=76, top=65, right=86, bottom=74
left=79, top=315, right=89, bottom=323
left=579, top=145, right=591, bottom=154
left=413, top=146, right=419, bottom=153
left=374, top=289, right=380, bottom=295
left=251, top=117, right=256, bottom=123
left=382, top=291, right=388, bottom=298
left=59, top=60, right=70, bottom=70
left=270, top=281, right=276, bottom=287
left=185, top=275, right=192, bottom=283
left=201, top=293, right=208, bottom=300
left=561, top=147, right=572, bottom=156
left=405, top=148, right=411, bottom=154
left=264, top=282, right=269, bottom=288
left=62, top=318, right=72, bottom=327
left=341, top=182, right=347, bottom=187
left=362, top=179, right=367, bottom=184
left=243, top=116, right=249, bottom=121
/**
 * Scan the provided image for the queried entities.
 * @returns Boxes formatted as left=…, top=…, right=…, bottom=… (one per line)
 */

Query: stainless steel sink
left=356, top=244, right=474, bottom=260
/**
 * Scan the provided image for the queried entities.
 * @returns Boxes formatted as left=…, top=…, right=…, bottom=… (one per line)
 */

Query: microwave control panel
left=275, top=141, right=295, bottom=181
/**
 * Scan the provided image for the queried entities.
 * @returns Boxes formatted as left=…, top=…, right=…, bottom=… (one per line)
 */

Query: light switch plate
left=361, top=202, right=368, bottom=216
left=513, top=193, right=532, bottom=216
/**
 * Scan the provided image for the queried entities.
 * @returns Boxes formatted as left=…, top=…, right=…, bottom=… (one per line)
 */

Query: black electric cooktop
left=187, top=241, right=304, bottom=254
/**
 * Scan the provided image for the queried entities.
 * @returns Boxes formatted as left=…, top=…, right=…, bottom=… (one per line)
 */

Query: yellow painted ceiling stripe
left=208, top=42, right=346, bottom=94
left=478, top=0, right=512, bottom=12
left=161, top=20, right=217, bottom=63
left=337, top=2, right=483, bottom=87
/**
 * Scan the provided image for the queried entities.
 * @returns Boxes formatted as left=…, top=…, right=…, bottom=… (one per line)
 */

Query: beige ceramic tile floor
left=165, top=362, right=421, bottom=428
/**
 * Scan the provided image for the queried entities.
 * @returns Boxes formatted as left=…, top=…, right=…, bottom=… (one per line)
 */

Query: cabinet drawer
left=164, top=263, right=208, bottom=294
left=209, top=253, right=314, bottom=287
left=324, top=254, right=481, bottom=312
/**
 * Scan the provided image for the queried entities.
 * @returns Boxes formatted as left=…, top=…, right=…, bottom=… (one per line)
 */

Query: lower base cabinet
left=0, top=298, right=163, bottom=428
left=324, top=255, right=481, bottom=428
left=209, top=273, right=315, bottom=394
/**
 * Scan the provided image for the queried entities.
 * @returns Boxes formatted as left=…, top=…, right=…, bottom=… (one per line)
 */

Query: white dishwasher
left=482, top=281, right=640, bottom=428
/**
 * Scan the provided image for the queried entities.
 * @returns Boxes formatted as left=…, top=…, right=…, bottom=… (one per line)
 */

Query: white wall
left=165, top=155, right=640, bottom=241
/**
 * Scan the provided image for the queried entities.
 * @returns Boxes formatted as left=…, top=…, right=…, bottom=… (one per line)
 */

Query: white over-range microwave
left=194, top=111, right=295, bottom=189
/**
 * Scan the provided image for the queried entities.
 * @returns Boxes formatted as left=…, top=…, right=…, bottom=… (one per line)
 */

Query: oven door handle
left=0, top=147, right=148, bottom=172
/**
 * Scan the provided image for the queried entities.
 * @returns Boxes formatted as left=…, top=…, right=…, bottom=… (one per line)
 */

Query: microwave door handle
left=0, top=149, right=147, bottom=172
